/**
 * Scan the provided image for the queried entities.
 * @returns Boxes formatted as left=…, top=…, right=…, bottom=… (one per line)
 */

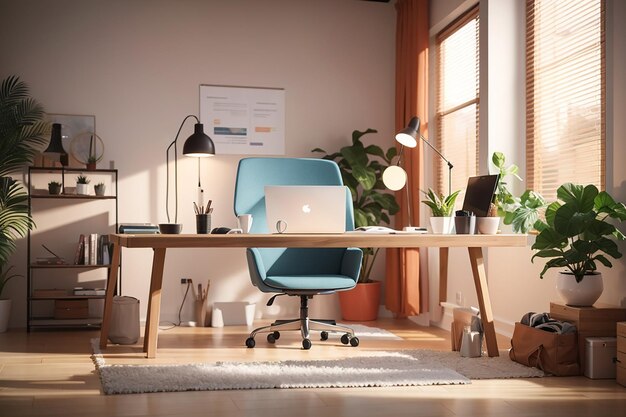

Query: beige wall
left=1, top=0, right=397, bottom=327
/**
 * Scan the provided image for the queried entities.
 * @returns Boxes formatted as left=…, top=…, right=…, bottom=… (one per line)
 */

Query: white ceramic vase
left=0, top=299, right=11, bottom=333
left=429, top=216, right=455, bottom=234
left=556, top=271, right=603, bottom=307
left=76, top=183, right=90, bottom=195
left=476, top=217, right=501, bottom=234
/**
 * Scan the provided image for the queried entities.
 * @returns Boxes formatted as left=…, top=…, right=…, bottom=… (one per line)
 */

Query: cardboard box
left=550, top=303, right=626, bottom=372
left=617, top=322, right=626, bottom=387
left=54, top=299, right=89, bottom=319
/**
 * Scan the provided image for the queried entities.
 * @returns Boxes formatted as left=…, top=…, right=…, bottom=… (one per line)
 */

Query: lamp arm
left=418, top=133, right=454, bottom=196
left=166, top=115, right=200, bottom=223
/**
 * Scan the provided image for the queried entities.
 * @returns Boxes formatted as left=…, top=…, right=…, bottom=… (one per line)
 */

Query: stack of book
left=118, top=223, right=159, bottom=234
left=73, top=287, right=106, bottom=296
left=73, top=234, right=112, bottom=265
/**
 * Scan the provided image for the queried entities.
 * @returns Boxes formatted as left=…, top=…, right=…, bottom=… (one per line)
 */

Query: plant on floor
left=0, top=265, right=20, bottom=298
left=531, top=183, right=626, bottom=282
left=0, top=75, right=49, bottom=276
left=312, top=128, right=400, bottom=282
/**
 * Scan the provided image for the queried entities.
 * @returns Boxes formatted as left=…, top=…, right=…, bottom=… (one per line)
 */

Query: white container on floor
left=211, top=302, right=256, bottom=327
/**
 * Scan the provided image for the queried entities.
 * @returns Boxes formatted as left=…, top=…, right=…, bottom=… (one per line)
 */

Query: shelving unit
left=27, top=167, right=119, bottom=331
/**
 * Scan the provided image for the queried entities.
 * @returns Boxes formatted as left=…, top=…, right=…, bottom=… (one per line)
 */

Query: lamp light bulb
left=382, top=165, right=407, bottom=191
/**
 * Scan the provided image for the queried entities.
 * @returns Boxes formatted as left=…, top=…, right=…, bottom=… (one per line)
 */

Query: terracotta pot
left=338, top=280, right=381, bottom=321
left=86, top=162, right=97, bottom=170
left=556, top=271, right=603, bottom=307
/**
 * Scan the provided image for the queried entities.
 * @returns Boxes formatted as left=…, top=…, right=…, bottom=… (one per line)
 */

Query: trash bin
left=108, top=296, right=140, bottom=344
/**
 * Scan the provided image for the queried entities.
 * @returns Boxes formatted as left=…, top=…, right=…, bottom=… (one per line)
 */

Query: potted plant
left=531, top=183, right=626, bottom=306
left=421, top=188, right=460, bottom=234
left=313, top=128, right=399, bottom=320
left=75, top=175, right=90, bottom=195
left=86, top=155, right=97, bottom=171
left=48, top=180, right=62, bottom=195
left=488, top=151, right=547, bottom=234
left=94, top=182, right=105, bottom=196
left=0, top=75, right=49, bottom=331
left=0, top=266, right=20, bottom=332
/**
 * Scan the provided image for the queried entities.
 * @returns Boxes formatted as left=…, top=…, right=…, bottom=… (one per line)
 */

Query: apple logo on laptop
left=302, top=204, right=311, bottom=214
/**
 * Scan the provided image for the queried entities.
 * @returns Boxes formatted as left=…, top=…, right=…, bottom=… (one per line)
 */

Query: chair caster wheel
left=302, top=338, right=312, bottom=350
left=267, top=331, right=280, bottom=344
left=245, top=337, right=256, bottom=348
left=341, top=334, right=350, bottom=345
left=350, top=336, right=359, bottom=347
left=320, top=331, right=329, bottom=341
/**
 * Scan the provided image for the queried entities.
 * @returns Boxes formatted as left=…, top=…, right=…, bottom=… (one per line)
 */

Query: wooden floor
left=1, top=318, right=625, bottom=417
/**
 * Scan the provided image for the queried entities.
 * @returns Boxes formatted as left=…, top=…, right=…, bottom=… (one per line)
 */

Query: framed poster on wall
left=199, top=84, right=285, bottom=155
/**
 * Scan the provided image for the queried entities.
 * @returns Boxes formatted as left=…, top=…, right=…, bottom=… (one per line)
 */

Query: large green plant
left=0, top=76, right=49, bottom=296
left=531, top=183, right=626, bottom=283
left=312, top=128, right=399, bottom=283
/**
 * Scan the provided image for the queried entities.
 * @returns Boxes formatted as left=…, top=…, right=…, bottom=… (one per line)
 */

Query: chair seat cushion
left=264, top=275, right=357, bottom=291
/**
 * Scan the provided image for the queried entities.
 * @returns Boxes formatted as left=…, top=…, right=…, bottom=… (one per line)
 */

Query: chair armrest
left=340, top=248, right=363, bottom=282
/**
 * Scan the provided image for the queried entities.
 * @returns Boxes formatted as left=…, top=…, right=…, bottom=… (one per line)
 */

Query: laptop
left=264, top=185, right=347, bottom=233
left=461, top=174, right=500, bottom=217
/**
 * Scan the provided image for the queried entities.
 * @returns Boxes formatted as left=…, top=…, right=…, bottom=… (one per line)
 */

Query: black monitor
left=461, top=174, right=500, bottom=217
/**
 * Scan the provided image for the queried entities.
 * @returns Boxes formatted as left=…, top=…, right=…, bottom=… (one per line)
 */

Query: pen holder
left=196, top=214, right=211, bottom=234
left=194, top=299, right=208, bottom=327
left=454, top=210, right=476, bottom=234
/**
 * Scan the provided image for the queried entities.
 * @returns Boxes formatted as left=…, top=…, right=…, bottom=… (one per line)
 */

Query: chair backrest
left=233, top=157, right=355, bottom=278
left=234, top=157, right=354, bottom=233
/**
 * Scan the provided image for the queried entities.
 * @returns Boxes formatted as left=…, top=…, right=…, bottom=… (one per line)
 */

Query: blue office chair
left=234, top=157, right=363, bottom=350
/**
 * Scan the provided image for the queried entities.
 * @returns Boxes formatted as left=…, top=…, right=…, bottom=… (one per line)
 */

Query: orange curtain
left=385, top=0, right=429, bottom=317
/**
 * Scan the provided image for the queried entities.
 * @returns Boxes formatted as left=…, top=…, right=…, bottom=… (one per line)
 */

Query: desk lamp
left=382, top=116, right=453, bottom=231
left=160, top=115, right=215, bottom=234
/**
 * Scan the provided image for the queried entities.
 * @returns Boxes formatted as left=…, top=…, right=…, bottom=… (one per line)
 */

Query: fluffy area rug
left=91, top=333, right=543, bottom=395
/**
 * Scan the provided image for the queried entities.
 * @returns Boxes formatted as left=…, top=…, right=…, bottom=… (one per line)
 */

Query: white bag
left=108, top=296, right=140, bottom=344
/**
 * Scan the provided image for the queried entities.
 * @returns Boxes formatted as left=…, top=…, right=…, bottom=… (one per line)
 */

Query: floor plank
left=0, top=319, right=625, bottom=417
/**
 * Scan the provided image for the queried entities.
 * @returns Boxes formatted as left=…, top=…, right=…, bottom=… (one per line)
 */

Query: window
left=435, top=6, right=480, bottom=197
left=526, top=0, right=605, bottom=201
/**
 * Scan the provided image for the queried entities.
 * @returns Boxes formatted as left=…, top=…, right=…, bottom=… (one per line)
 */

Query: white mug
left=237, top=214, right=253, bottom=234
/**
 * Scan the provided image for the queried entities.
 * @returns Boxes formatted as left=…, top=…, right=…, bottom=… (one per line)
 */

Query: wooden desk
left=99, top=233, right=527, bottom=358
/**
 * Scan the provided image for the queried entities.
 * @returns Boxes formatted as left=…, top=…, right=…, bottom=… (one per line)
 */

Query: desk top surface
left=110, top=233, right=528, bottom=249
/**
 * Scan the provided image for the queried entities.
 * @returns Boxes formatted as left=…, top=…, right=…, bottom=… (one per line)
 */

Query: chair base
left=245, top=295, right=359, bottom=349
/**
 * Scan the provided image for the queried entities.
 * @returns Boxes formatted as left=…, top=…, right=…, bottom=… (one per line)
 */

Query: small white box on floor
left=585, top=337, right=617, bottom=379
left=211, top=302, right=255, bottom=327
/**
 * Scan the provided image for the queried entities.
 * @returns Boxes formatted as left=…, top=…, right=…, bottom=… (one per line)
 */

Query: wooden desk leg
left=439, top=247, right=449, bottom=306
left=467, top=247, right=499, bottom=357
left=144, top=248, right=166, bottom=359
left=100, top=242, right=121, bottom=349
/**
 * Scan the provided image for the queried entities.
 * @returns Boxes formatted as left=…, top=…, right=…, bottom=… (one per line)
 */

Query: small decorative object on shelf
left=94, top=182, right=105, bottom=196
left=75, top=175, right=90, bottom=195
left=47, top=181, right=62, bottom=195
left=86, top=156, right=97, bottom=170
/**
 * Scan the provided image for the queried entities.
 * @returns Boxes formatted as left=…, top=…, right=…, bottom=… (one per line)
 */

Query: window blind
left=436, top=6, right=479, bottom=198
left=526, top=0, right=605, bottom=202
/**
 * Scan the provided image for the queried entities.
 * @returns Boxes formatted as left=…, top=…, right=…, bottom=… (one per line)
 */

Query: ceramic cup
left=237, top=214, right=253, bottom=234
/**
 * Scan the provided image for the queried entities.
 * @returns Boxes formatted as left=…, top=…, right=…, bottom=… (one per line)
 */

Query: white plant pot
left=76, top=183, right=90, bottom=195
left=429, top=216, right=455, bottom=234
left=476, top=217, right=501, bottom=234
left=556, top=271, right=603, bottom=307
left=0, top=299, right=11, bottom=333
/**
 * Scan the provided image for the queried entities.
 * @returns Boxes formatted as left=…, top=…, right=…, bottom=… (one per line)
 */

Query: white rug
left=91, top=340, right=543, bottom=395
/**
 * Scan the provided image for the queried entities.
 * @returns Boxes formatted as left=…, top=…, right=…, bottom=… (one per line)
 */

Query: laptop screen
left=461, top=174, right=500, bottom=217
left=264, top=186, right=347, bottom=234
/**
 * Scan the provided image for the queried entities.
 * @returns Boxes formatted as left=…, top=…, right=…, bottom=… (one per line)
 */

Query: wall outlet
left=181, top=278, right=190, bottom=284
left=456, top=291, right=463, bottom=306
